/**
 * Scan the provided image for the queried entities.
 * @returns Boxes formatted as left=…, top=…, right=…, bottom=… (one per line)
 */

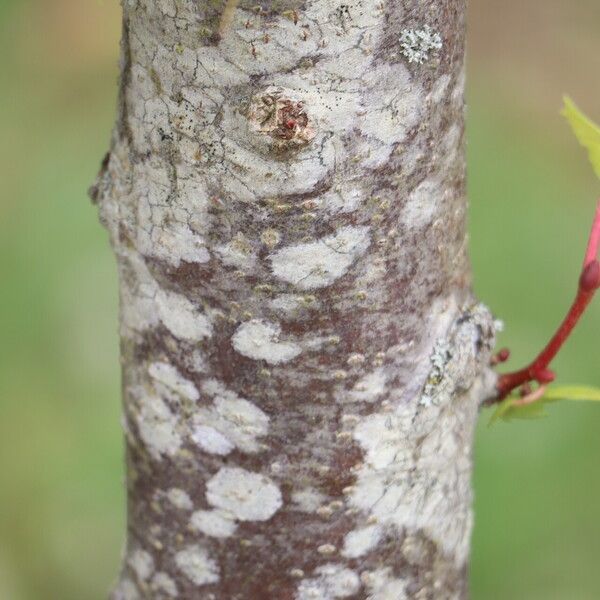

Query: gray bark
left=92, top=0, right=498, bottom=598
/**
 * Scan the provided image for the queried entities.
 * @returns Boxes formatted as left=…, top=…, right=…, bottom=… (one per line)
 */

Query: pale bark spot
left=190, top=509, right=238, bottom=538
left=362, top=568, right=408, bottom=600
left=270, top=293, right=320, bottom=317
left=401, top=179, right=444, bottom=230
left=139, top=219, right=211, bottom=267
left=166, top=488, right=193, bottom=511
left=128, top=549, right=154, bottom=581
left=215, top=233, right=257, bottom=270
left=113, top=579, right=140, bottom=600
left=174, top=545, right=220, bottom=586
left=156, top=289, right=213, bottom=341
left=348, top=400, right=477, bottom=564
left=342, top=524, right=383, bottom=558
left=296, top=564, right=360, bottom=600
left=232, top=319, right=302, bottom=364
left=135, top=393, right=182, bottom=460
left=347, top=368, right=387, bottom=403
left=192, top=383, right=270, bottom=454
left=191, top=425, right=235, bottom=456
left=291, top=487, right=328, bottom=513
left=206, top=467, right=282, bottom=521
left=353, top=414, right=407, bottom=470
left=360, top=63, right=424, bottom=147
left=269, top=226, right=371, bottom=290
left=148, top=362, right=199, bottom=401
left=157, top=0, right=176, bottom=18
left=119, top=252, right=161, bottom=334
left=151, top=572, right=178, bottom=597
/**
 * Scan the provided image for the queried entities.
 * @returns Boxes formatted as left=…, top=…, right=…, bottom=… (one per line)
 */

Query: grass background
left=0, top=0, right=599, bottom=598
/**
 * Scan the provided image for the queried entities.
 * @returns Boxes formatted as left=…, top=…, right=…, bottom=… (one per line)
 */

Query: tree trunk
left=93, top=0, right=497, bottom=598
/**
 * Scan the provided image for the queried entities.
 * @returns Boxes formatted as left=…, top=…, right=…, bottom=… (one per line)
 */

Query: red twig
left=496, top=199, right=600, bottom=400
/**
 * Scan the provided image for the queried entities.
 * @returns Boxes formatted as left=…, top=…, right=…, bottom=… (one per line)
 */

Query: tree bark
left=93, top=0, right=497, bottom=598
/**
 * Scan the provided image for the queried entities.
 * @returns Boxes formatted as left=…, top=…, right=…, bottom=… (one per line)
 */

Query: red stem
left=584, top=201, right=600, bottom=267
left=496, top=199, right=600, bottom=399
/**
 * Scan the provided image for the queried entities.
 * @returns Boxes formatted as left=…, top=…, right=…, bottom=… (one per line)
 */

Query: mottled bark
left=93, top=1, right=498, bottom=598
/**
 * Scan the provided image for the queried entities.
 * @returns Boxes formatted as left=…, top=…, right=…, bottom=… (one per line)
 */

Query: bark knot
left=247, top=86, right=315, bottom=152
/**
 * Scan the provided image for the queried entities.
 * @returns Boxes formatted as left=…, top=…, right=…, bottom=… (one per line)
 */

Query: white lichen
left=190, top=509, right=238, bottom=538
left=342, top=524, right=383, bottom=558
left=128, top=549, right=154, bottom=581
left=232, top=319, right=302, bottom=364
left=206, top=467, right=282, bottom=521
left=399, top=25, right=443, bottom=64
left=296, top=564, right=360, bottom=600
left=420, top=338, right=452, bottom=407
left=269, top=226, right=371, bottom=290
left=151, top=572, right=178, bottom=597
left=348, top=406, right=473, bottom=564
left=401, top=179, right=444, bottom=230
left=191, top=380, right=270, bottom=454
left=346, top=368, right=388, bottom=403
left=156, top=289, right=213, bottom=341
left=166, top=488, right=193, bottom=511
left=174, top=545, right=220, bottom=586
left=136, top=175, right=211, bottom=267
left=215, top=232, right=257, bottom=270
left=191, top=424, right=235, bottom=455
left=421, top=303, right=495, bottom=407
left=148, top=361, right=199, bottom=401
left=270, top=293, right=320, bottom=318
left=146, top=222, right=211, bottom=267
left=291, top=487, right=328, bottom=513
left=112, top=578, right=140, bottom=600
left=134, top=392, right=182, bottom=459
left=363, top=568, right=407, bottom=600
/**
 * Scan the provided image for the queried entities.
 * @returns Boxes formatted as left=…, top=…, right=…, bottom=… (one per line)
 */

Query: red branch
left=496, top=199, right=600, bottom=400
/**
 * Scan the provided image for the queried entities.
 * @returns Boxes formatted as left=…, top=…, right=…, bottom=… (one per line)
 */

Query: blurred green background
left=0, top=1, right=598, bottom=598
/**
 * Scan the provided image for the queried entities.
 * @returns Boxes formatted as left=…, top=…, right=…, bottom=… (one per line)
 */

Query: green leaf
left=542, top=385, right=600, bottom=402
left=488, top=385, right=600, bottom=426
left=562, top=96, right=600, bottom=179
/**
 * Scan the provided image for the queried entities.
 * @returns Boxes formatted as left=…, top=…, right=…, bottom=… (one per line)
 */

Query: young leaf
left=488, top=385, right=600, bottom=426
left=543, top=385, right=600, bottom=402
left=562, top=96, right=600, bottom=179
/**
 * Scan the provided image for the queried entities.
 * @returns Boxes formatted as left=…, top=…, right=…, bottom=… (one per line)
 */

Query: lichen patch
left=128, top=548, right=154, bottom=582
left=148, top=361, right=199, bottom=401
left=134, top=392, right=182, bottom=460
left=190, top=509, right=238, bottom=538
left=232, top=319, right=302, bottom=364
left=166, top=488, right=193, bottom=511
left=206, top=467, right=282, bottom=521
left=192, top=380, right=270, bottom=454
left=362, top=568, right=407, bottom=600
left=269, top=226, right=371, bottom=290
left=346, top=368, right=388, bottom=403
left=291, top=487, right=328, bottom=513
left=112, top=578, right=140, bottom=600
left=191, top=425, right=235, bottom=456
left=151, top=572, right=178, bottom=597
left=399, top=25, right=443, bottom=64
left=342, top=524, right=383, bottom=559
left=174, top=545, right=220, bottom=586
left=296, top=564, right=361, bottom=600
left=156, top=289, right=213, bottom=341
